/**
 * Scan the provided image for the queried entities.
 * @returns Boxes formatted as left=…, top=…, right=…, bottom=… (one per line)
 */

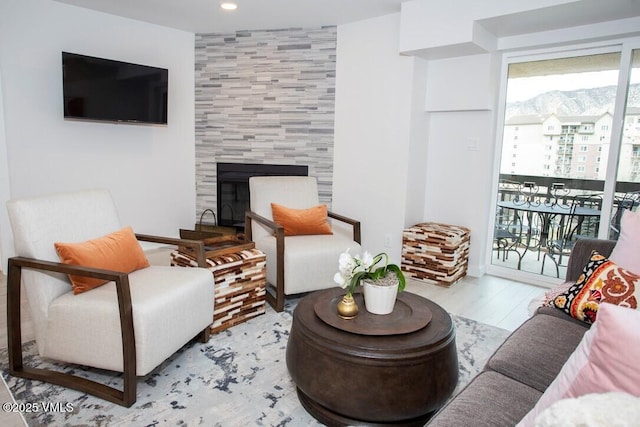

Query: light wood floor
left=0, top=272, right=546, bottom=426
left=405, top=274, right=546, bottom=332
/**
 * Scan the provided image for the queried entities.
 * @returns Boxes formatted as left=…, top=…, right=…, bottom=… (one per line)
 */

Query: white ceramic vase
left=363, top=280, right=399, bottom=315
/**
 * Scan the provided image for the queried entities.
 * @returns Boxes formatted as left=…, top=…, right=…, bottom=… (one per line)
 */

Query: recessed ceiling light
left=220, top=2, right=238, bottom=10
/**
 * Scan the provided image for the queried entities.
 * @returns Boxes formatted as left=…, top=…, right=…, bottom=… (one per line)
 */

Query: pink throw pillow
left=610, top=209, right=640, bottom=275
left=516, top=303, right=640, bottom=427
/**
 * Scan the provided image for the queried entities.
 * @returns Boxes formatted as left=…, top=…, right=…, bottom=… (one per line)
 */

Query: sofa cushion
left=487, top=313, right=588, bottom=392
left=609, top=209, right=640, bottom=274
left=426, top=371, right=542, bottom=427
left=517, top=303, right=640, bottom=426
left=535, top=306, right=592, bottom=327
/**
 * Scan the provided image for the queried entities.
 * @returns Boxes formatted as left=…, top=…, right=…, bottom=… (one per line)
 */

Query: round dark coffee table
left=286, top=288, right=458, bottom=426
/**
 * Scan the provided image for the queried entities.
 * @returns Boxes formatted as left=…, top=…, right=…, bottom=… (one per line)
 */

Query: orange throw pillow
left=271, top=203, right=333, bottom=236
left=54, top=226, right=150, bottom=294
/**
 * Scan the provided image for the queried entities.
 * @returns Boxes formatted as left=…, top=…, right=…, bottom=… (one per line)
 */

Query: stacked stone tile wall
left=194, top=27, right=337, bottom=218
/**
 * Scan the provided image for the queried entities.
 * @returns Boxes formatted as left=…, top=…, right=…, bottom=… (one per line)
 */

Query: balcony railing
left=499, top=174, right=640, bottom=195
left=494, top=174, right=640, bottom=278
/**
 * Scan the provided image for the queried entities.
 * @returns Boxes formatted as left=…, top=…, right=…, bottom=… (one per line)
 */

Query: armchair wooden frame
left=6, top=234, right=209, bottom=408
left=244, top=211, right=361, bottom=312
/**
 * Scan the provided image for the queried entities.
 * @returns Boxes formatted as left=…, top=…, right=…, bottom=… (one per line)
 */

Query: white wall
left=399, top=0, right=581, bottom=58
left=333, top=13, right=419, bottom=263
left=0, top=0, right=196, bottom=265
left=423, top=110, right=497, bottom=276
left=0, top=71, right=11, bottom=270
left=404, top=56, right=429, bottom=228
left=334, top=12, right=501, bottom=276
left=421, top=54, right=501, bottom=276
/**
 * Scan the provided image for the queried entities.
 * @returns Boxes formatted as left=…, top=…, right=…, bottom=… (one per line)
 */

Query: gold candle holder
left=337, top=294, right=358, bottom=319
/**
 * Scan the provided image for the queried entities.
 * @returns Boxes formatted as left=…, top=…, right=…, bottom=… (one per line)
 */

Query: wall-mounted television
left=62, top=52, right=168, bottom=125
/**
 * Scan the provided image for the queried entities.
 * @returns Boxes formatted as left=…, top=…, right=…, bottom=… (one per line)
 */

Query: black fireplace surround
left=216, top=162, right=308, bottom=228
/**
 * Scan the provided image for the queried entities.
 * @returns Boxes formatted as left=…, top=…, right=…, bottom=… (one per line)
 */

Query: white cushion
left=45, top=266, right=214, bottom=376
left=256, top=234, right=361, bottom=295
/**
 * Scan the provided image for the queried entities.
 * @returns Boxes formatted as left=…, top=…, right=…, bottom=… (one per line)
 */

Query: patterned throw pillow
left=550, top=251, right=639, bottom=324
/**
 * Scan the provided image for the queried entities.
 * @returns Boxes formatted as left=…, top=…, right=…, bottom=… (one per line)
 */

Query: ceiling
left=478, top=0, right=640, bottom=38
left=53, top=0, right=640, bottom=41
left=53, top=0, right=406, bottom=34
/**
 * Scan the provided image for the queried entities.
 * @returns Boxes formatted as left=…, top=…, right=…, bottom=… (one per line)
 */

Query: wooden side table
left=286, top=288, right=458, bottom=426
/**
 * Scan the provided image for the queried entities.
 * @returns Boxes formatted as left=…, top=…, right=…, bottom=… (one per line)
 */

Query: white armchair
left=6, top=189, right=214, bottom=407
left=245, top=176, right=361, bottom=312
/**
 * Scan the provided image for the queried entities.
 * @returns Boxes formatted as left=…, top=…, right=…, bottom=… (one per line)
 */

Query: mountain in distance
left=506, top=82, right=640, bottom=119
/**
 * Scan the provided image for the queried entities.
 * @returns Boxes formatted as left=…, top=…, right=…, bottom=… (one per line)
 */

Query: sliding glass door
left=491, top=43, right=640, bottom=281
left=612, top=50, right=640, bottom=238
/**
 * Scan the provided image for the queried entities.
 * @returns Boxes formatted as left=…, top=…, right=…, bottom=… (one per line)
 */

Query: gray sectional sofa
left=427, top=238, right=616, bottom=426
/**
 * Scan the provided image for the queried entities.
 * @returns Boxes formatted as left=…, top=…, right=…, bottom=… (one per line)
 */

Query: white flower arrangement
left=333, top=249, right=406, bottom=297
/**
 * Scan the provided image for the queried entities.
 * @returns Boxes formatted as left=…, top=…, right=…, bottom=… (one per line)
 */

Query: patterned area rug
left=1, top=296, right=510, bottom=426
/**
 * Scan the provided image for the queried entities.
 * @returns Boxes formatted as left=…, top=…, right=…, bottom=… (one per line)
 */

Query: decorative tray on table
left=314, top=291, right=432, bottom=336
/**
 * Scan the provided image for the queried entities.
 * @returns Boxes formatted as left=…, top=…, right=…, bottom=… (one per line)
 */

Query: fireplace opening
left=216, top=162, right=309, bottom=228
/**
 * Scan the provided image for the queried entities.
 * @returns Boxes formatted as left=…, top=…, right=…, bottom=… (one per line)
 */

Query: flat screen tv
left=62, top=52, right=168, bottom=125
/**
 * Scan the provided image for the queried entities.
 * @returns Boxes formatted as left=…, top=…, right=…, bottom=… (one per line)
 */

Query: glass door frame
left=486, top=37, right=640, bottom=287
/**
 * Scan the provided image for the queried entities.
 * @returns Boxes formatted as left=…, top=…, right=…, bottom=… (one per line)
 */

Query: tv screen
left=62, top=52, right=168, bottom=125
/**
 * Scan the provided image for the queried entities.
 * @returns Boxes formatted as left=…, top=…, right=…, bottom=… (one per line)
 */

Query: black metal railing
left=496, top=174, right=640, bottom=242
